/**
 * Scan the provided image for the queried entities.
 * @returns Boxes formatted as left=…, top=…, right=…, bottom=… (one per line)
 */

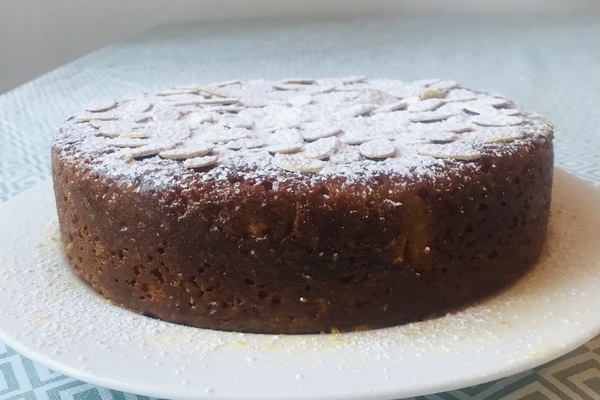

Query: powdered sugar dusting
left=53, top=78, right=553, bottom=191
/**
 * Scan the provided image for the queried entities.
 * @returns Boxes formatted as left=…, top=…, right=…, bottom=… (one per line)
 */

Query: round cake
left=51, top=77, right=553, bottom=334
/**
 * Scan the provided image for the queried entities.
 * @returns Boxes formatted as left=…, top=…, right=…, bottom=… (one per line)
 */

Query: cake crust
left=51, top=78, right=553, bottom=333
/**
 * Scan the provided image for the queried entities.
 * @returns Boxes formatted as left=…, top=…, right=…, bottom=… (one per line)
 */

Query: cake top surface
left=54, top=77, right=552, bottom=190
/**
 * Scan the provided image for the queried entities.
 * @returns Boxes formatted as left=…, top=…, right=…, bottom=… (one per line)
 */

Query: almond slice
left=124, top=143, right=177, bottom=160
left=478, top=128, right=523, bottom=143
left=302, top=125, right=342, bottom=142
left=417, top=144, right=481, bottom=160
left=359, top=139, right=396, bottom=159
left=407, top=99, right=444, bottom=113
left=409, top=111, right=457, bottom=123
left=85, top=99, right=117, bottom=113
left=156, top=88, right=200, bottom=96
left=341, top=75, right=368, bottom=84
left=281, top=78, right=316, bottom=85
left=287, top=95, right=313, bottom=107
left=420, top=88, right=446, bottom=100
left=227, top=138, right=265, bottom=150
left=418, top=132, right=458, bottom=143
left=267, top=142, right=304, bottom=154
left=196, top=97, right=240, bottom=105
left=303, top=137, right=340, bottom=160
left=221, top=115, right=255, bottom=129
left=428, top=80, right=459, bottom=91
left=308, top=85, right=336, bottom=95
left=126, top=99, right=153, bottom=113
left=152, top=105, right=182, bottom=122
left=188, top=111, right=214, bottom=125
left=472, top=115, right=524, bottom=127
left=213, top=79, right=242, bottom=87
left=183, top=155, right=219, bottom=169
left=118, top=132, right=151, bottom=139
left=109, top=138, right=151, bottom=148
left=202, top=127, right=249, bottom=143
left=271, top=153, right=324, bottom=173
left=374, top=101, right=408, bottom=113
left=159, top=143, right=214, bottom=159
left=343, top=103, right=377, bottom=117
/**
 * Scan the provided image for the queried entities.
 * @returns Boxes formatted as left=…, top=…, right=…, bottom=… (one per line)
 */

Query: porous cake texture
left=52, top=77, right=553, bottom=333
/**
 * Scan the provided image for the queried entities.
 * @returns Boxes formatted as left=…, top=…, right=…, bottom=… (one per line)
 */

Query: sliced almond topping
left=85, top=99, right=117, bottom=113
left=478, top=128, right=524, bottom=143
left=287, top=95, right=313, bottom=107
left=418, top=144, right=481, bottom=160
left=357, top=89, right=398, bottom=107
left=359, top=139, right=396, bottom=159
left=188, top=111, right=214, bottom=125
left=281, top=78, right=316, bottom=85
left=414, top=78, right=441, bottom=87
left=197, top=87, right=229, bottom=98
left=118, top=132, right=151, bottom=139
left=183, top=155, right=219, bottom=169
left=134, top=115, right=153, bottom=124
left=271, top=153, right=324, bottom=173
left=273, top=128, right=304, bottom=143
left=213, top=79, right=242, bottom=87
left=308, top=85, right=336, bottom=95
left=273, top=83, right=310, bottom=91
left=203, top=127, right=249, bottom=143
left=267, top=142, right=304, bottom=154
left=374, top=101, right=408, bottom=114
left=472, top=115, right=524, bottom=127
left=343, top=103, right=377, bottom=117
left=341, top=75, right=368, bottom=84
left=409, top=111, right=457, bottom=123
left=480, top=96, right=513, bottom=108
left=462, top=103, right=520, bottom=116
left=98, top=131, right=121, bottom=138
left=97, top=122, right=140, bottom=137
left=221, top=115, right=255, bottom=129
left=154, top=124, right=191, bottom=143
left=419, top=132, right=458, bottom=143
left=196, top=97, right=240, bottom=105
left=127, top=99, right=153, bottom=113
left=206, top=106, right=243, bottom=114
left=152, top=105, right=182, bottom=122
left=428, top=80, right=459, bottom=91
left=159, top=142, right=214, bottom=159
left=77, top=114, right=118, bottom=123
left=443, top=89, right=479, bottom=103
left=407, top=99, right=444, bottom=112
left=302, top=125, right=342, bottom=142
left=330, top=146, right=362, bottom=164
left=409, top=116, right=474, bottom=133
left=124, top=143, right=177, bottom=160
left=156, top=88, right=199, bottom=96
left=303, top=137, right=340, bottom=160
left=227, top=138, right=265, bottom=150
left=88, top=119, right=104, bottom=129
left=420, top=88, right=446, bottom=100
left=340, top=126, right=388, bottom=145
left=109, top=138, right=151, bottom=148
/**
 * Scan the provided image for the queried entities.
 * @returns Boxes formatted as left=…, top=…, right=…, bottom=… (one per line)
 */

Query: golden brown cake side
left=51, top=78, right=553, bottom=333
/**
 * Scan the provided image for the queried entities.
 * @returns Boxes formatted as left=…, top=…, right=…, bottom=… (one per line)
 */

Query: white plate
left=0, top=169, right=599, bottom=400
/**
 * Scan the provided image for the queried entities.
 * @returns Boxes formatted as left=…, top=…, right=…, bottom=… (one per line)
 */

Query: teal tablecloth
left=1, top=12, right=599, bottom=400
